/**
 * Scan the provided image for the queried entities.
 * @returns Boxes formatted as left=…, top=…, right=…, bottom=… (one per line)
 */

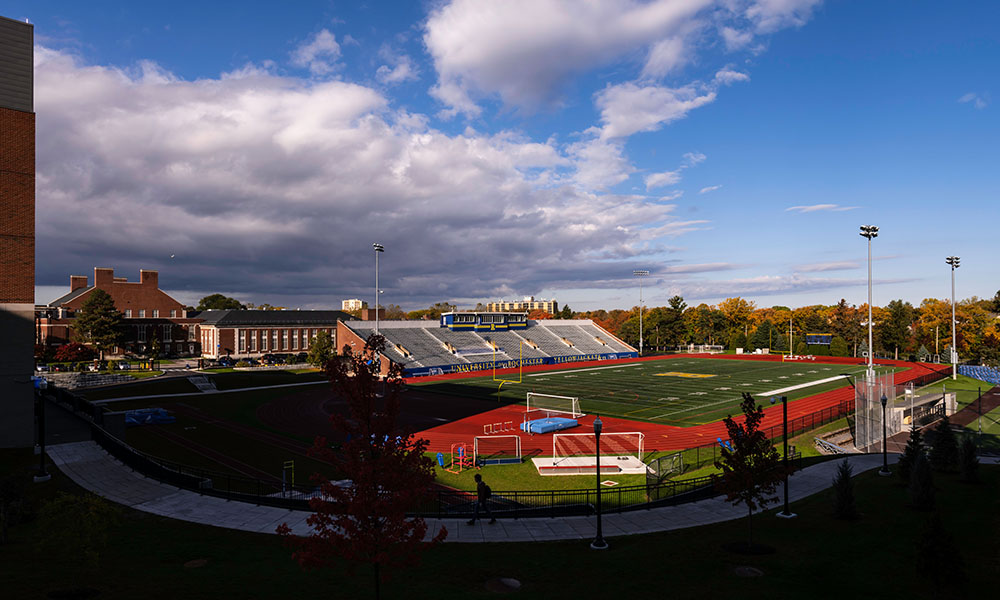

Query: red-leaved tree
left=277, top=334, right=446, bottom=599
left=714, top=392, right=784, bottom=550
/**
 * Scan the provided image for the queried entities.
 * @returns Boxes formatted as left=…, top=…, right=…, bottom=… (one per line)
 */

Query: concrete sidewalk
left=47, top=442, right=985, bottom=544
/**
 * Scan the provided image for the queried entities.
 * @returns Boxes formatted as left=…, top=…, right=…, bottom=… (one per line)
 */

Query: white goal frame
left=526, top=392, right=583, bottom=418
left=552, top=432, right=644, bottom=466
left=474, top=435, right=522, bottom=464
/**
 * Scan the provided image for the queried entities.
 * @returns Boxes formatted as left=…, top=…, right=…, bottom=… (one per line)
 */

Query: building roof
left=47, top=287, right=92, bottom=307
left=189, top=309, right=355, bottom=327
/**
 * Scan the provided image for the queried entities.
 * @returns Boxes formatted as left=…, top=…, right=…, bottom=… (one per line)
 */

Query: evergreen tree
left=307, top=331, right=335, bottom=367
left=959, top=437, right=979, bottom=483
left=917, top=345, right=931, bottom=362
left=928, top=415, right=959, bottom=471
left=830, top=336, right=849, bottom=357
left=73, top=289, right=124, bottom=360
left=832, top=459, right=858, bottom=520
left=909, top=452, right=935, bottom=511
left=896, top=427, right=923, bottom=484
left=559, top=305, right=573, bottom=319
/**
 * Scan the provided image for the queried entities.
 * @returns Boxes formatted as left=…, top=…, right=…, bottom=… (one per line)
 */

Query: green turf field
left=412, top=357, right=878, bottom=426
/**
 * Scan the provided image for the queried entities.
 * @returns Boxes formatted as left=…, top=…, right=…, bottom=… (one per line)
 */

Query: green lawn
left=412, top=357, right=875, bottom=426
left=2, top=448, right=996, bottom=599
left=914, top=374, right=993, bottom=411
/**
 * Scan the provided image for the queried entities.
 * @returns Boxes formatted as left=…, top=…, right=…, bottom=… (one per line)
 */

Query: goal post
left=474, top=435, right=522, bottom=465
left=552, top=432, right=644, bottom=466
left=526, top=392, right=582, bottom=418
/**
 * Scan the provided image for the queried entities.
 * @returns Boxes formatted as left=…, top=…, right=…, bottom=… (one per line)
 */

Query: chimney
left=140, top=270, right=159, bottom=288
left=70, top=275, right=88, bottom=291
left=94, top=267, right=114, bottom=287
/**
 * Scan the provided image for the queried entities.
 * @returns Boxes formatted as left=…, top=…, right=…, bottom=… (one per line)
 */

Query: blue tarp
left=125, top=408, right=176, bottom=427
left=521, top=417, right=579, bottom=434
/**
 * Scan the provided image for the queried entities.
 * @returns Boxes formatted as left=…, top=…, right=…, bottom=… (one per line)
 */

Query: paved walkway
left=47, top=441, right=993, bottom=543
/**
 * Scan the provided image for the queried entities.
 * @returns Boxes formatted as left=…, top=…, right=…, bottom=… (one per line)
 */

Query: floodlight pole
left=373, top=243, right=384, bottom=335
left=773, top=396, right=795, bottom=518
left=860, top=225, right=879, bottom=378
left=633, top=270, right=649, bottom=356
left=878, top=394, right=891, bottom=476
left=591, top=415, right=607, bottom=550
left=946, top=256, right=960, bottom=380
left=34, top=378, right=51, bottom=483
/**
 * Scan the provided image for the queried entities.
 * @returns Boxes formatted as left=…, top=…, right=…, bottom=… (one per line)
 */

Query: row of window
left=134, top=324, right=175, bottom=343
left=236, top=328, right=331, bottom=354
left=123, top=309, right=181, bottom=318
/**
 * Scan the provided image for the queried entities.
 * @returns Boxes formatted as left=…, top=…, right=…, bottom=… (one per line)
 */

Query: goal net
left=474, top=435, right=522, bottom=465
left=526, top=392, right=582, bottom=418
left=552, top=432, right=644, bottom=466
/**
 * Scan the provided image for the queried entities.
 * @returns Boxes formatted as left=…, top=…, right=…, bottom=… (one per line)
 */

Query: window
left=239, top=330, right=246, bottom=352
left=282, top=330, right=289, bottom=350
left=187, top=326, right=196, bottom=341
left=138, top=309, right=146, bottom=318
left=137, top=325, right=147, bottom=343
left=124, top=309, right=132, bottom=318
left=152, top=309, right=159, bottom=318
left=162, top=325, right=172, bottom=342
left=251, top=331, right=258, bottom=352
left=170, top=309, right=177, bottom=318
left=292, top=329, right=299, bottom=350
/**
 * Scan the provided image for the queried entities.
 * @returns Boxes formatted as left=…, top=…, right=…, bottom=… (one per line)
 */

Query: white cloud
left=33, top=46, right=706, bottom=308
left=376, top=53, right=419, bottom=85
left=682, top=151, right=706, bottom=166
left=645, top=170, right=683, bottom=190
left=720, top=26, right=754, bottom=51
left=290, top=29, right=341, bottom=76
left=424, top=0, right=713, bottom=115
left=699, top=184, right=722, bottom=194
left=785, top=204, right=857, bottom=213
left=794, top=261, right=859, bottom=272
left=714, top=68, right=750, bottom=85
left=958, top=92, right=988, bottom=109
left=596, top=82, right=716, bottom=139
left=745, top=0, right=823, bottom=34
left=641, top=36, right=690, bottom=79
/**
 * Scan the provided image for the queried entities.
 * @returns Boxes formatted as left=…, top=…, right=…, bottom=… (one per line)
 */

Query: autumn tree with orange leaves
left=277, top=334, right=446, bottom=599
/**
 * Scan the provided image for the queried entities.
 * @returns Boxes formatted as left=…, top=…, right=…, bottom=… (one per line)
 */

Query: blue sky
left=12, top=1, right=998, bottom=311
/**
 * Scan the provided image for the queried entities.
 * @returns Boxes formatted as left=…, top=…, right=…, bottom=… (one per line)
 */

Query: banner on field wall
left=404, top=352, right=638, bottom=377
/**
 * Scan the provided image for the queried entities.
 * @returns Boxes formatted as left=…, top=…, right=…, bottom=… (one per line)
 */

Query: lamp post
left=590, top=415, right=607, bottom=550
left=771, top=396, right=796, bottom=518
left=859, top=225, right=879, bottom=377
left=373, top=243, right=384, bottom=335
left=633, top=270, right=649, bottom=356
left=878, top=393, right=891, bottom=476
left=946, top=256, right=960, bottom=380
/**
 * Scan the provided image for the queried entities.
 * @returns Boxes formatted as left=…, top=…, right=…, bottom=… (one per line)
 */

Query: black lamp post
left=771, top=396, right=796, bottom=518
left=590, top=415, right=607, bottom=550
left=34, top=377, right=51, bottom=483
left=878, top=393, right=891, bottom=476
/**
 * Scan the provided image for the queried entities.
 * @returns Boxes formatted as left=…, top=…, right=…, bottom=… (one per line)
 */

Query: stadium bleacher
left=958, top=365, right=1000, bottom=386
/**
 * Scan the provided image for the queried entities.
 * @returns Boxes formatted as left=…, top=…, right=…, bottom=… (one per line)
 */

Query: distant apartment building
left=37, top=267, right=201, bottom=357
left=486, top=296, right=558, bottom=315
left=1, top=16, right=35, bottom=446
left=342, top=298, right=366, bottom=311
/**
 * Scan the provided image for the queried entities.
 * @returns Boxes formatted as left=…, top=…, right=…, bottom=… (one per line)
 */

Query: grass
left=81, top=369, right=326, bottom=401
left=3, top=447, right=997, bottom=599
left=412, top=357, right=876, bottom=426
left=913, top=374, right=991, bottom=410
left=431, top=453, right=647, bottom=491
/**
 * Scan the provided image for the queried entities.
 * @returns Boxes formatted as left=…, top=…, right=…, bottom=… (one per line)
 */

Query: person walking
left=467, top=473, right=496, bottom=525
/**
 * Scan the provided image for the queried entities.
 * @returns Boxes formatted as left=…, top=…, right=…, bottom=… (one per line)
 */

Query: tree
left=714, top=393, right=784, bottom=550
left=149, top=335, right=162, bottom=361
left=832, top=459, right=858, bottom=520
left=307, top=331, right=334, bottom=367
left=382, top=304, right=405, bottom=320
left=928, top=415, right=959, bottom=471
left=196, top=293, right=245, bottom=310
left=718, top=297, right=755, bottom=333
left=959, top=437, right=979, bottom=483
left=277, top=335, right=446, bottom=599
left=728, top=331, right=747, bottom=352
left=897, top=427, right=924, bottom=484
left=73, top=289, right=123, bottom=360
left=54, top=342, right=94, bottom=362
left=882, top=299, right=915, bottom=357
left=909, top=452, right=935, bottom=510
left=830, top=336, right=849, bottom=357
left=559, top=305, right=573, bottom=319
left=916, top=513, right=965, bottom=592
left=750, top=320, right=774, bottom=351
left=527, top=309, right=553, bottom=320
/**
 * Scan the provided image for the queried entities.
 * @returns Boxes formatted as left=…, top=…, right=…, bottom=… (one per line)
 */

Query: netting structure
left=552, top=432, right=644, bottom=466
left=854, top=369, right=902, bottom=451
left=474, top=435, right=522, bottom=465
left=526, top=392, right=583, bottom=418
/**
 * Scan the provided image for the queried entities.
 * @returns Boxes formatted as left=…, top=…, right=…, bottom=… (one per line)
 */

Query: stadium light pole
left=879, top=393, right=891, bottom=476
left=373, top=243, right=384, bottom=335
left=590, top=415, right=607, bottom=550
left=633, top=270, right=649, bottom=355
left=859, top=225, right=879, bottom=377
left=771, top=396, right=795, bottom=518
left=946, top=256, right=960, bottom=380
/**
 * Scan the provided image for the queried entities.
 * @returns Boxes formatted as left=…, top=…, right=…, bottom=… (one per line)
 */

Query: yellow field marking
left=653, top=372, right=717, bottom=379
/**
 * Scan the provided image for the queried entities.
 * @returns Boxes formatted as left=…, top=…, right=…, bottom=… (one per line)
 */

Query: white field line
left=526, top=363, right=641, bottom=377
left=761, top=375, right=849, bottom=397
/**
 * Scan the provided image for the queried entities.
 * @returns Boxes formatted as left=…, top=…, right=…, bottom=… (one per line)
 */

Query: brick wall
left=0, top=107, right=34, bottom=303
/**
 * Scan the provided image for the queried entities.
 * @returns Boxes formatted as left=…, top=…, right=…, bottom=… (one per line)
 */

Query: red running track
left=413, top=354, right=951, bottom=454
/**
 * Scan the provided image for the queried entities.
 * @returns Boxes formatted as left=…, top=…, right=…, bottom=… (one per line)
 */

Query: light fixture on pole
left=373, top=243, right=384, bottom=335
left=590, top=415, right=607, bottom=550
left=878, top=393, right=891, bottom=476
left=859, top=225, right=879, bottom=377
left=633, top=270, right=649, bottom=356
left=771, top=396, right=795, bottom=518
left=946, top=256, right=960, bottom=380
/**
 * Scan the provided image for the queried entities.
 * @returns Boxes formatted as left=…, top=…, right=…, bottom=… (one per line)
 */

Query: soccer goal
left=474, top=435, right=522, bottom=466
left=552, top=432, right=644, bottom=466
left=526, top=392, right=583, bottom=418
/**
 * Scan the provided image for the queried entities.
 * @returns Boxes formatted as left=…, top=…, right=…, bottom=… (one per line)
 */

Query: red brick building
left=37, top=267, right=201, bottom=357
left=1, top=16, right=35, bottom=447
left=195, top=310, right=353, bottom=359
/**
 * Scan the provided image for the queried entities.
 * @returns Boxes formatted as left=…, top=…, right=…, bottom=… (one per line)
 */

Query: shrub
left=959, top=437, right=979, bottom=483
left=928, top=416, right=959, bottom=472
left=832, top=459, right=858, bottom=519
left=896, top=427, right=924, bottom=484
left=909, top=452, right=935, bottom=511
left=235, top=360, right=250, bottom=368
left=54, top=342, right=95, bottom=362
